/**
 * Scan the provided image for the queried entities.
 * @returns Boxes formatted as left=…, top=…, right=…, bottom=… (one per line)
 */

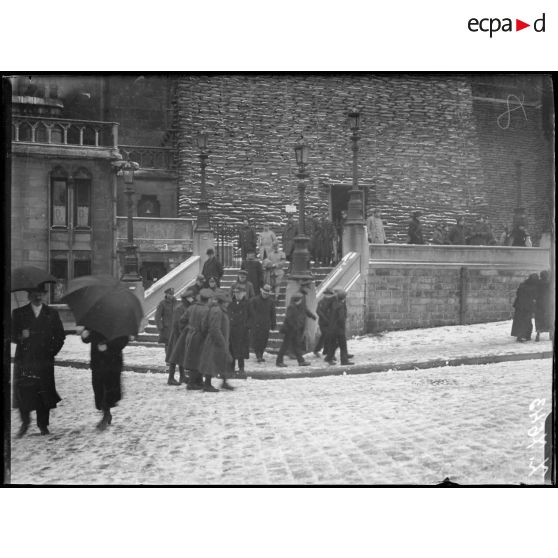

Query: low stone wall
left=366, top=246, right=551, bottom=332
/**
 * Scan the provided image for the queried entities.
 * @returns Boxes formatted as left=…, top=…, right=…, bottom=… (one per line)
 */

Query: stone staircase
left=130, top=266, right=333, bottom=352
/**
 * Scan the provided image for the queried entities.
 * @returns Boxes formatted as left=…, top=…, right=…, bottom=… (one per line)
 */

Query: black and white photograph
left=3, top=72, right=554, bottom=486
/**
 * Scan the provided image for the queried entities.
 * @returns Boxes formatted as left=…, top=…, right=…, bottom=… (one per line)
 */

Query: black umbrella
left=62, top=275, right=144, bottom=341
left=11, top=266, right=57, bottom=292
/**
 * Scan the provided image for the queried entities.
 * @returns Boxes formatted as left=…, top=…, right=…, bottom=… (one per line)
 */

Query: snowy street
left=9, top=357, right=552, bottom=485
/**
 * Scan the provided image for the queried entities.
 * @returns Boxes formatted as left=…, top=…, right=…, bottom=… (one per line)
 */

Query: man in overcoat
left=511, top=273, right=539, bottom=342
left=407, top=211, right=425, bottom=245
left=155, top=287, right=177, bottom=352
left=324, top=289, right=354, bottom=365
left=313, top=288, right=336, bottom=358
left=166, top=288, right=195, bottom=385
left=241, top=249, right=264, bottom=296
left=80, top=328, right=129, bottom=430
left=367, top=209, right=387, bottom=244
left=248, top=284, right=277, bottom=362
left=12, top=285, right=66, bottom=437
left=282, top=214, right=298, bottom=262
left=238, top=219, right=257, bottom=261
left=448, top=217, right=467, bottom=245
left=276, top=292, right=311, bottom=368
left=228, top=285, right=250, bottom=374
left=182, top=288, right=212, bottom=390
left=202, top=248, right=224, bottom=287
left=199, top=290, right=234, bottom=391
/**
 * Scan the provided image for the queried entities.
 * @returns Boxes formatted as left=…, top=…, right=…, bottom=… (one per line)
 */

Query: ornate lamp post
left=289, top=136, right=313, bottom=280
left=345, top=110, right=365, bottom=224
left=119, top=158, right=141, bottom=283
left=195, top=131, right=211, bottom=233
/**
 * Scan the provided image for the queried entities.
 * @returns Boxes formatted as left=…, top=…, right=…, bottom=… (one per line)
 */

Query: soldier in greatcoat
left=240, top=249, right=264, bottom=296
left=276, top=293, right=311, bottom=368
left=155, top=287, right=177, bottom=353
left=12, top=285, right=66, bottom=437
left=249, top=284, right=277, bottom=362
left=182, top=288, right=213, bottom=390
left=324, top=289, right=354, bottom=365
left=199, top=290, right=234, bottom=391
left=313, top=288, right=336, bottom=358
left=166, top=288, right=195, bottom=386
left=511, top=274, right=539, bottom=342
left=80, top=328, right=129, bottom=430
left=228, top=285, right=250, bottom=374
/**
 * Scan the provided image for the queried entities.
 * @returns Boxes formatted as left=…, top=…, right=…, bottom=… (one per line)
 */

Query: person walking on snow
left=276, top=292, right=311, bottom=368
left=511, top=273, right=539, bottom=342
left=313, top=288, right=336, bottom=358
left=324, top=289, right=354, bottom=365
left=155, top=287, right=177, bottom=355
left=166, top=288, right=195, bottom=385
left=228, top=285, right=250, bottom=375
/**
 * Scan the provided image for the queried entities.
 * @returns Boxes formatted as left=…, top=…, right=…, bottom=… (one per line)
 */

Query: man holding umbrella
left=11, top=278, right=66, bottom=437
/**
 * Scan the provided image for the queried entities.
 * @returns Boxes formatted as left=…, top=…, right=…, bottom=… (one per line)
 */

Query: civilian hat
left=199, top=288, right=214, bottom=299
left=164, top=287, right=175, bottom=295
left=261, top=284, right=272, bottom=294
left=238, top=270, right=248, bottom=276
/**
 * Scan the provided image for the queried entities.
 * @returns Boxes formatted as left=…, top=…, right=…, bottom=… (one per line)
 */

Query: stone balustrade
left=119, top=145, right=175, bottom=169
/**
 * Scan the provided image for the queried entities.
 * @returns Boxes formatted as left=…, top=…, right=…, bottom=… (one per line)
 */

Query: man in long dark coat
left=511, top=274, right=539, bottom=342
left=276, top=293, right=311, bottom=367
left=407, top=211, right=425, bottom=245
left=81, top=328, right=129, bottom=430
left=282, top=214, right=298, bottom=262
left=228, top=285, right=250, bottom=374
left=448, top=217, right=467, bottom=245
left=202, top=248, right=224, bottom=287
left=241, top=249, right=264, bottom=296
left=166, top=288, right=195, bottom=386
left=324, top=289, right=354, bottom=365
left=182, top=288, right=212, bottom=390
left=199, top=290, right=233, bottom=391
left=238, top=219, right=257, bottom=261
left=510, top=225, right=530, bottom=247
left=313, top=288, right=336, bottom=358
left=12, top=285, right=66, bottom=437
left=535, top=270, right=551, bottom=342
left=155, top=287, right=177, bottom=352
left=249, top=284, right=277, bottom=362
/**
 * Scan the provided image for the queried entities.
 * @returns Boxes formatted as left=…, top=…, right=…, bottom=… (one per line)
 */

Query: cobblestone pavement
left=9, top=359, right=552, bottom=485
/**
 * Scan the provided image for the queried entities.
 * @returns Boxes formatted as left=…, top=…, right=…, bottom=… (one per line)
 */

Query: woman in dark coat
left=81, top=328, right=129, bottom=430
left=12, top=286, right=66, bottom=437
left=511, top=274, right=539, bottom=342
left=166, top=288, right=195, bottom=386
left=535, top=270, right=551, bottom=341
left=182, top=289, right=212, bottom=390
left=228, top=285, right=250, bottom=373
left=199, top=290, right=233, bottom=391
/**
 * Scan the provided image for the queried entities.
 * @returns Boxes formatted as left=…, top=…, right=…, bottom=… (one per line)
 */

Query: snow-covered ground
left=11, top=320, right=552, bottom=375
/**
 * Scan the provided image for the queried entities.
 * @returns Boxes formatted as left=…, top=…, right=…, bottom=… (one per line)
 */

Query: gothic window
left=50, top=167, right=68, bottom=227
left=73, top=168, right=92, bottom=228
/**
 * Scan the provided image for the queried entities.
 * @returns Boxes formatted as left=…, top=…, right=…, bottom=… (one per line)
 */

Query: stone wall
left=174, top=74, right=553, bottom=243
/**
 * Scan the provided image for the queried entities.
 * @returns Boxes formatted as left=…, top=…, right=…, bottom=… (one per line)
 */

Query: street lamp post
left=120, top=159, right=142, bottom=283
left=289, top=137, right=313, bottom=280
left=345, top=110, right=365, bottom=225
left=195, top=131, right=211, bottom=233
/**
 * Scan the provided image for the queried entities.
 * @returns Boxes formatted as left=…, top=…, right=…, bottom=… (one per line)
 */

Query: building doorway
left=140, top=261, right=168, bottom=289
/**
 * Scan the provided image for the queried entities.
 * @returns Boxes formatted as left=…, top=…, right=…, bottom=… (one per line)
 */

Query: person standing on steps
left=241, top=249, right=264, bottom=296
left=249, top=284, right=277, bottom=363
left=199, top=290, right=234, bottom=392
left=238, top=218, right=257, bottom=261
left=166, top=288, right=196, bottom=385
left=11, top=284, right=66, bottom=438
left=407, top=211, right=425, bottom=245
left=202, top=248, right=224, bottom=287
left=228, top=285, right=250, bottom=375
left=267, top=241, right=287, bottom=296
left=155, top=287, right=176, bottom=358
left=258, top=222, right=277, bottom=261
left=324, top=289, right=354, bottom=366
left=282, top=214, right=298, bottom=263
left=276, top=292, right=311, bottom=368
left=80, top=328, right=129, bottom=430
left=229, top=269, right=256, bottom=300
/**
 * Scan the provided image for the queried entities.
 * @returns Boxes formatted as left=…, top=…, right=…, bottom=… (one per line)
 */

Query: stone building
left=174, top=73, right=553, bottom=245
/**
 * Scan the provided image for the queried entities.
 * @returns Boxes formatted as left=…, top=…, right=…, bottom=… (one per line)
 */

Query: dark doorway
left=140, top=262, right=168, bottom=289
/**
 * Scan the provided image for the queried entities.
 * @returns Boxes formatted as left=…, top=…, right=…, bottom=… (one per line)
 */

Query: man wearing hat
left=407, top=211, right=425, bottom=245
left=199, top=289, right=234, bottom=391
left=324, top=289, right=354, bottom=365
left=166, top=287, right=196, bottom=385
left=313, top=288, right=336, bottom=358
left=276, top=292, right=311, bottom=368
left=155, top=287, right=177, bottom=357
left=202, top=248, right=224, bottom=287
left=229, top=285, right=250, bottom=374
left=229, top=269, right=256, bottom=299
left=12, top=284, right=66, bottom=437
left=241, top=248, right=264, bottom=296
left=191, top=274, right=206, bottom=300
left=249, top=284, right=277, bottom=362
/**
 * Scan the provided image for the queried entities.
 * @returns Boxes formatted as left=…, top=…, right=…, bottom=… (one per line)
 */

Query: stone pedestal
left=285, top=278, right=318, bottom=354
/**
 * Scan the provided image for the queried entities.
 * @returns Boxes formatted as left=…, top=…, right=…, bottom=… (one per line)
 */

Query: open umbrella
left=11, top=266, right=56, bottom=292
left=62, top=275, right=144, bottom=341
